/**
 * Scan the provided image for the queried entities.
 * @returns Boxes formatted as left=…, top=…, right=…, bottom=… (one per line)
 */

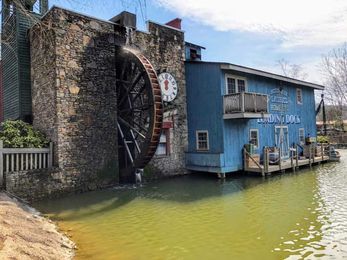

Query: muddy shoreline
left=0, top=192, right=75, bottom=260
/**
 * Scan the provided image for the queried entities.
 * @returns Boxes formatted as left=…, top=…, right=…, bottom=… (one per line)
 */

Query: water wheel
left=116, top=48, right=163, bottom=180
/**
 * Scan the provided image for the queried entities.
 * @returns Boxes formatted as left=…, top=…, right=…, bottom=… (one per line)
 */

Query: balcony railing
left=223, top=92, right=268, bottom=119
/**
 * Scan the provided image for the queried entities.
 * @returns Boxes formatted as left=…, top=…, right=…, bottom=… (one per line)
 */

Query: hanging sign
left=270, top=88, right=288, bottom=112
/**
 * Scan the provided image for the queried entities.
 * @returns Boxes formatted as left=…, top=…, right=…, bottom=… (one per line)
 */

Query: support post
left=279, top=147, right=282, bottom=171
left=312, top=144, right=315, bottom=164
left=243, top=147, right=247, bottom=171
left=321, top=144, right=324, bottom=161
left=48, top=142, right=53, bottom=168
left=309, top=144, right=312, bottom=168
left=295, top=144, right=299, bottom=169
left=0, top=140, right=3, bottom=188
left=291, top=145, right=294, bottom=172
left=264, top=147, right=269, bottom=173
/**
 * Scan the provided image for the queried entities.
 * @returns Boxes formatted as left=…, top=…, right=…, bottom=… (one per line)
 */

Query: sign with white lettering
left=270, top=88, right=288, bottom=112
left=257, top=114, right=301, bottom=124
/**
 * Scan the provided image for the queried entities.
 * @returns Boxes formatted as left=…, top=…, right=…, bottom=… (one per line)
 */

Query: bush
left=317, top=135, right=329, bottom=143
left=0, top=120, right=49, bottom=148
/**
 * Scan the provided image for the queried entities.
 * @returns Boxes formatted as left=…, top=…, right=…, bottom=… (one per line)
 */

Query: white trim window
left=296, top=88, right=303, bottom=104
left=225, top=75, right=247, bottom=94
left=156, top=130, right=168, bottom=156
left=299, top=128, right=305, bottom=145
left=249, top=129, right=259, bottom=148
left=196, top=130, right=209, bottom=151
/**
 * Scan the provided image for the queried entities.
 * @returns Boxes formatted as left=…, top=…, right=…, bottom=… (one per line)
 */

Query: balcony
left=223, top=92, right=269, bottom=119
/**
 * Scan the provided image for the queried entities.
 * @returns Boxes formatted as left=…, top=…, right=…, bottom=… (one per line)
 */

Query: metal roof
left=187, top=61, right=325, bottom=90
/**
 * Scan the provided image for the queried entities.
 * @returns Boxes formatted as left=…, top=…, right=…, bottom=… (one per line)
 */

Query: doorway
left=275, top=126, right=289, bottom=159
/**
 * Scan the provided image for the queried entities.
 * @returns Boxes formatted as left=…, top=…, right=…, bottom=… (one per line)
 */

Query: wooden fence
left=0, top=141, right=53, bottom=188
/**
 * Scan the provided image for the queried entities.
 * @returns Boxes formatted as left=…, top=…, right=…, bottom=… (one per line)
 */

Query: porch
left=223, top=92, right=269, bottom=119
left=243, top=144, right=331, bottom=176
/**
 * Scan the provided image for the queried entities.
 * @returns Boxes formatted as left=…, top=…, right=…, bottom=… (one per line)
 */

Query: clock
left=158, top=72, right=178, bottom=102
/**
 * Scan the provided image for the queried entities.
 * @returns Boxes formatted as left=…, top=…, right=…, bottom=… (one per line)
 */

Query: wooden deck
left=245, top=155, right=330, bottom=174
left=243, top=144, right=331, bottom=176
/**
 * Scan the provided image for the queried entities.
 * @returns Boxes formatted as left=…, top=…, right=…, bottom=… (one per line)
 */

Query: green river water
left=35, top=150, right=347, bottom=260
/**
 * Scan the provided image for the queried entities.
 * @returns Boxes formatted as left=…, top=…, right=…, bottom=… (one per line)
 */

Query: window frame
left=296, top=88, right=303, bottom=105
left=155, top=129, right=170, bottom=156
left=299, top=128, right=305, bottom=145
left=249, top=129, right=259, bottom=149
left=196, top=130, right=209, bottom=151
left=225, top=74, right=247, bottom=94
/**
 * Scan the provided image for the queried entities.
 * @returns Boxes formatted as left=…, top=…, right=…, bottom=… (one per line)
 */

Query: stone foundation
left=5, top=168, right=117, bottom=201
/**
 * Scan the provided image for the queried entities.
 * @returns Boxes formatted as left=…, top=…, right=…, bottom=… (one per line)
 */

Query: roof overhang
left=220, top=63, right=324, bottom=90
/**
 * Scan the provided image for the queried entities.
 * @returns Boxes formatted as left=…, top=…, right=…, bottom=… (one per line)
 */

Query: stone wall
left=27, top=7, right=188, bottom=199
left=132, top=22, right=188, bottom=177
left=5, top=167, right=114, bottom=201
left=30, top=7, right=119, bottom=193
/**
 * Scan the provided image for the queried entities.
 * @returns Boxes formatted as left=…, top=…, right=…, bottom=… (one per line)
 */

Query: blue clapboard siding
left=185, top=62, right=225, bottom=169
left=185, top=62, right=318, bottom=174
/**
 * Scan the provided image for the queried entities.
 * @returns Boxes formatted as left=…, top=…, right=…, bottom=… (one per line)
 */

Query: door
left=275, top=126, right=289, bottom=159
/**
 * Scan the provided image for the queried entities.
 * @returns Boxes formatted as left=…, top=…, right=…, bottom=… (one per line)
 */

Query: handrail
left=244, top=148, right=262, bottom=169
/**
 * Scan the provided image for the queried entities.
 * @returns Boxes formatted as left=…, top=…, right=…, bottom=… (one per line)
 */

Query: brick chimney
left=165, top=18, right=182, bottom=30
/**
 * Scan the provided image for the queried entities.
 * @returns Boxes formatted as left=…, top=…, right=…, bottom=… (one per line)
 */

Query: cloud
left=155, top=0, right=347, bottom=48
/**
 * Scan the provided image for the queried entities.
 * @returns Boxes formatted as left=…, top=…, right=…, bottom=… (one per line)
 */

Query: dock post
left=312, top=144, right=315, bottom=164
left=295, top=144, right=299, bottom=169
left=309, top=144, right=312, bottom=168
left=243, top=147, right=247, bottom=171
left=291, top=145, right=294, bottom=172
left=279, top=147, right=282, bottom=172
left=321, top=144, right=324, bottom=161
left=264, top=147, right=269, bottom=174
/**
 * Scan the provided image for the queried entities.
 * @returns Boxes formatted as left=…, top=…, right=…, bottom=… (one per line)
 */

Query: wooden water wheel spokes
left=116, top=48, right=163, bottom=174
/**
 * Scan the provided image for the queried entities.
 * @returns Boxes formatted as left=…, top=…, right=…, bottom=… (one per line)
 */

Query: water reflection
left=35, top=151, right=347, bottom=260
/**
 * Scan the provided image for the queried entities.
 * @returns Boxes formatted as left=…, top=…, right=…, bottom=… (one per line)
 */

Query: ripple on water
left=35, top=150, right=347, bottom=260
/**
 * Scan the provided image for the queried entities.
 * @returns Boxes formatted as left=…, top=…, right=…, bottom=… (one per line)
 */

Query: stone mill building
left=1, top=1, right=188, bottom=195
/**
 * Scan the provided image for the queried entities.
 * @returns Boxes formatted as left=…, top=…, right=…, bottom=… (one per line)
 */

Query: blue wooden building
left=184, top=45, right=324, bottom=175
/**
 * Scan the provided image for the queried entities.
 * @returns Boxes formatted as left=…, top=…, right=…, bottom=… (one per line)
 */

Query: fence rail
left=0, top=141, right=53, bottom=188
left=224, top=92, right=268, bottom=114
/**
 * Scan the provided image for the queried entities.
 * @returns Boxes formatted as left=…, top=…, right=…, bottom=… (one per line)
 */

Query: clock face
left=158, top=73, right=178, bottom=102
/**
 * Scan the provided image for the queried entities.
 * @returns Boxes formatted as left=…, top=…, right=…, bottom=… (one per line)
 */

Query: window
left=249, top=129, right=259, bottom=148
left=299, top=128, right=305, bottom=145
left=296, top=88, right=303, bottom=104
left=156, top=130, right=169, bottom=156
left=196, top=130, right=209, bottom=151
left=226, top=75, right=247, bottom=94
left=9, top=3, right=14, bottom=16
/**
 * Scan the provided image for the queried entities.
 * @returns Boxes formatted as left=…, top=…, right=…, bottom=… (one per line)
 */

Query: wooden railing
left=224, top=92, right=268, bottom=114
left=0, top=141, right=53, bottom=188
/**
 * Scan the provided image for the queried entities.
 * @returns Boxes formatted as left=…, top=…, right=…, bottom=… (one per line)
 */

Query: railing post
left=48, top=142, right=53, bottom=168
left=240, top=92, right=245, bottom=113
left=0, top=140, right=3, bottom=188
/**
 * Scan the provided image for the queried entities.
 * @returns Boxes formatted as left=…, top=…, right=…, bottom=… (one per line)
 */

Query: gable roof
left=187, top=61, right=324, bottom=90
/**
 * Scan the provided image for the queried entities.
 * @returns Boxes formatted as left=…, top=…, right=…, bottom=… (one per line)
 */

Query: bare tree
left=321, top=43, right=347, bottom=131
left=277, top=58, right=308, bottom=80
left=321, top=43, right=347, bottom=105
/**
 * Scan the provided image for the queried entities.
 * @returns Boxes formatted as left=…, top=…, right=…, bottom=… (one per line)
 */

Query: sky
left=45, top=0, right=347, bottom=85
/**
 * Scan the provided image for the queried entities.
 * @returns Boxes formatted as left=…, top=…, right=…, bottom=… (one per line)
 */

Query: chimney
left=110, top=11, right=137, bottom=29
left=165, top=18, right=182, bottom=30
